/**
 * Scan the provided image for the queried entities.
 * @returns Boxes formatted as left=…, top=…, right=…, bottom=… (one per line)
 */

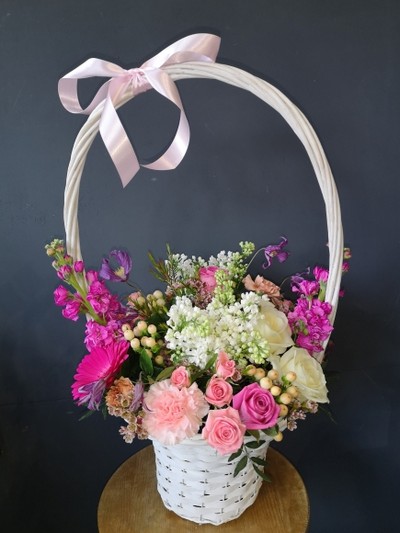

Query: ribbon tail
left=142, top=70, right=190, bottom=172
left=99, top=94, right=140, bottom=187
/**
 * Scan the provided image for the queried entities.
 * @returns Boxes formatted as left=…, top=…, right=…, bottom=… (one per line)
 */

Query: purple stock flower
left=100, top=250, right=132, bottom=282
left=263, top=236, right=289, bottom=269
left=288, top=298, right=333, bottom=354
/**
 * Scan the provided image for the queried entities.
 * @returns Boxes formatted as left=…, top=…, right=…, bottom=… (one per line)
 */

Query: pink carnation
left=202, top=407, right=246, bottom=455
left=143, top=380, right=209, bottom=445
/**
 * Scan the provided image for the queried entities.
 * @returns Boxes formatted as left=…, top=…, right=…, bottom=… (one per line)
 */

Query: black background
left=1, top=1, right=399, bottom=531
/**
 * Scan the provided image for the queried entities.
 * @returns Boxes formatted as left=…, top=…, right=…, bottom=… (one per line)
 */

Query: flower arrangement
left=46, top=238, right=349, bottom=478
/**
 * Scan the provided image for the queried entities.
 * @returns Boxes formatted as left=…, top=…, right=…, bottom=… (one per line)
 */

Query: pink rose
left=202, top=407, right=246, bottom=455
left=232, top=383, right=280, bottom=430
left=171, top=366, right=191, bottom=388
left=216, top=351, right=236, bottom=379
left=143, top=380, right=209, bottom=445
left=205, top=376, right=233, bottom=407
left=199, top=266, right=221, bottom=293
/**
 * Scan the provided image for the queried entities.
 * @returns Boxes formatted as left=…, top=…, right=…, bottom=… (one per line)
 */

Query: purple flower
left=263, top=236, right=289, bottom=269
left=100, top=250, right=132, bottom=282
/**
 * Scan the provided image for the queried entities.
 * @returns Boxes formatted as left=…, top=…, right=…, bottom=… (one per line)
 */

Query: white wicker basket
left=152, top=434, right=272, bottom=525
left=61, top=55, right=343, bottom=524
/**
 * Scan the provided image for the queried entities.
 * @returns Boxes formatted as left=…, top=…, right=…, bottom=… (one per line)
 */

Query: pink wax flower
left=71, top=340, right=129, bottom=410
left=232, top=383, right=280, bottom=430
left=216, top=351, right=236, bottom=379
left=54, top=285, right=70, bottom=306
left=199, top=266, right=221, bottom=293
left=143, top=380, right=209, bottom=446
left=170, top=366, right=191, bottom=388
left=205, top=376, right=233, bottom=407
left=202, top=407, right=246, bottom=455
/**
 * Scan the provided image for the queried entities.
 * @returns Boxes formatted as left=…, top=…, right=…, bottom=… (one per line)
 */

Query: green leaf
left=253, top=464, right=272, bottom=483
left=204, top=353, right=218, bottom=372
left=247, top=429, right=260, bottom=441
left=251, top=456, right=268, bottom=467
left=228, top=448, right=243, bottom=462
left=155, top=366, right=175, bottom=382
left=262, top=424, right=279, bottom=437
left=245, top=439, right=264, bottom=449
left=234, top=455, right=248, bottom=477
left=140, top=350, right=154, bottom=376
left=78, top=410, right=95, bottom=421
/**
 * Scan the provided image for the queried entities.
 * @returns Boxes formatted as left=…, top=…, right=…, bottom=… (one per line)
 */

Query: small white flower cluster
left=165, top=293, right=271, bottom=368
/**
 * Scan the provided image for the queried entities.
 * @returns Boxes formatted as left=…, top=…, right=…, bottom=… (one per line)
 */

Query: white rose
left=277, top=347, right=329, bottom=403
left=255, top=300, right=294, bottom=356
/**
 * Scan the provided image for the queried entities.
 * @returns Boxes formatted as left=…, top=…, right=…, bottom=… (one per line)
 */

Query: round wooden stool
left=98, top=445, right=309, bottom=532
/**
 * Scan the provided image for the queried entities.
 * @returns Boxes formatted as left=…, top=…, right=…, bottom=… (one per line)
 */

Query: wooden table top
left=98, top=445, right=309, bottom=533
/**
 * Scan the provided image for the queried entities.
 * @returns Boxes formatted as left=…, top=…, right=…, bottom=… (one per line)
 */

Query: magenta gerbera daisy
left=71, top=340, right=129, bottom=410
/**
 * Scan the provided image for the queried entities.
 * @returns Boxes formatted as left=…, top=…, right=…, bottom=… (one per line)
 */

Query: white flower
left=255, top=299, right=294, bottom=356
left=273, top=347, right=329, bottom=403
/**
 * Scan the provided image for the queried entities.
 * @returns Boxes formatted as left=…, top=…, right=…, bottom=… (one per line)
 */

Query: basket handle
left=63, top=62, right=343, bottom=360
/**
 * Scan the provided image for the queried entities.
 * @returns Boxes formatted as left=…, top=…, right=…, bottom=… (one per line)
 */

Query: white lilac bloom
left=165, top=293, right=272, bottom=368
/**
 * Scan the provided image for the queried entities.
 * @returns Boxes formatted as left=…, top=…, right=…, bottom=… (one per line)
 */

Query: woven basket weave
left=62, top=60, right=343, bottom=523
left=152, top=434, right=272, bottom=525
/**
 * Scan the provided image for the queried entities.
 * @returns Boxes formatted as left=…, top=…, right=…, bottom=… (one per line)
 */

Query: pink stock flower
left=71, top=340, right=129, bottom=410
left=170, top=366, right=191, bottom=388
left=73, top=260, right=85, bottom=273
left=62, top=297, right=82, bottom=321
left=199, top=266, right=221, bottom=293
left=232, top=383, right=280, bottom=430
left=202, top=407, right=246, bottom=455
left=216, top=351, right=236, bottom=379
left=288, top=298, right=333, bottom=354
left=84, top=319, right=121, bottom=351
left=205, top=376, right=233, bottom=407
left=57, top=265, right=72, bottom=280
left=143, top=380, right=209, bottom=445
left=313, top=266, right=329, bottom=283
left=53, top=285, right=70, bottom=306
left=86, top=270, right=99, bottom=284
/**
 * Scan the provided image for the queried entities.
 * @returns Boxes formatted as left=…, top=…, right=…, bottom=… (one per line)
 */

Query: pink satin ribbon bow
left=58, top=34, right=221, bottom=187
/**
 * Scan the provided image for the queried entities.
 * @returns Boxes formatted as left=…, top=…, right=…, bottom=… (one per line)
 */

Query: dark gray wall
left=1, top=1, right=398, bottom=531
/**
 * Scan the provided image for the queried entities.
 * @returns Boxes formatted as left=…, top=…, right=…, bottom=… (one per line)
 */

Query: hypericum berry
left=254, top=368, right=266, bottom=380
left=123, top=329, right=135, bottom=341
left=270, top=385, right=282, bottom=397
left=121, top=324, right=131, bottom=332
left=140, top=337, right=149, bottom=347
left=154, top=355, right=164, bottom=365
left=156, top=298, right=165, bottom=307
left=286, top=385, right=299, bottom=398
left=285, top=371, right=297, bottom=382
left=153, top=290, right=163, bottom=299
left=279, top=393, right=292, bottom=405
left=245, top=365, right=256, bottom=376
left=147, top=324, right=157, bottom=336
left=267, top=369, right=279, bottom=380
left=279, top=404, right=289, bottom=417
left=146, top=337, right=156, bottom=348
left=133, top=326, right=142, bottom=337
left=273, top=431, right=284, bottom=442
left=259, top=377, right=273, bottom=390
left=130, top=338, right=140, bottom=351
left=137, top=321, right=147, bottom=332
